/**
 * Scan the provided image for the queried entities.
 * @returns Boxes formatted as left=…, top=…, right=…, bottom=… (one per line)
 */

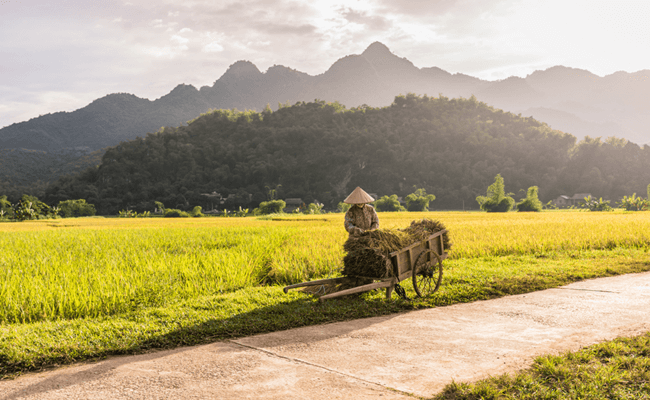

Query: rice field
left=2, top=211, right=650, bottom=324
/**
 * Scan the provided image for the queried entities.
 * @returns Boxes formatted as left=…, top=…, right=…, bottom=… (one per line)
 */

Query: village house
left=553, top=193, right=592, bottom=208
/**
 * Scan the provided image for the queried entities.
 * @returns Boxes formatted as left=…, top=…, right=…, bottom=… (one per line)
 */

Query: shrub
left=0, top=195, right=12, bottom=218
left=164, top=208, right=190, bottom=217
left=581, top=195, right=613, bottom=212
left=617, top=194, right=649, bottom=211
left=258, top=200, right=286, bottom=214
left=476, top=174, right=515, bottom=212
left=58, top=199, right=97, bottom=217
left=337, top=202, right=351, bottom=213
left=405, top=188, right=435, bottom=211
left=304, top=203, right=323, bottom=214
left=374, top=195, right=406, bottom=212
left=190, top=206, right=204, bottom=217
left=516, top=186, right=543, bottom=212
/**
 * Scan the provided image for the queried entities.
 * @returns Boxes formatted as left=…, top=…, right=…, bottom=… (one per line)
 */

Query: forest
left=37, top=94, right=650, bottom=215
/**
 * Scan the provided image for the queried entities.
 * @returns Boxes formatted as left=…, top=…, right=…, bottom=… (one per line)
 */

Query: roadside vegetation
left=1, top=211, right=650, bottom=378
left=435, top=332, right=650, bottom=399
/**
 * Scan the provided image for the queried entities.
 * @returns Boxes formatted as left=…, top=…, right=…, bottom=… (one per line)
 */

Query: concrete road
left=2, top=272, right=650, bottom=399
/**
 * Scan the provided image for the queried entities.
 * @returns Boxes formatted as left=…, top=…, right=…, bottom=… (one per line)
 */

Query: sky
left=1, top=0, right=649, bottom=129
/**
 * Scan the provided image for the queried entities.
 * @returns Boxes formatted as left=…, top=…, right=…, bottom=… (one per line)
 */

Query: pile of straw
left=341, top=218, right=451, bottom=279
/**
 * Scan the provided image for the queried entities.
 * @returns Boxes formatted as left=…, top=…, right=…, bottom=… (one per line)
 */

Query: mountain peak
left=221, top=60, right=262, bottom=79
left=362, top=42, right=392, bottom=58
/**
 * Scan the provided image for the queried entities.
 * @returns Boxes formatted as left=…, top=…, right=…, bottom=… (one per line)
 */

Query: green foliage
left=617, top=193, right=649, bottom=211
left=58, top=199, right=96, bottom=218
left=118, top=209, right=136, bottom=218
left=304, top=202, right=324, bottom=214
left=190, top=206, right=204, bottom=217
left=337, top=202, right=351, bottom=213
left=154, top=201, right=165, bottom=213
left=234, top=206, right=249, bottom=217
left=374, top=195, right=406, bottom=212
left=476, top=174, right=515, bottom=212
left=0, top=195, right=12, bottom=218
left=516, top=186, right=543, bottom=212
left=164, top=208, right=191, bottom=218
left=258, top=200, right=286, bottom=214
left=580, top=195, right=613, bottom=211
left=12, top=200, right=36, bottom=221
left=647, top=183, right=650, bottom=200
left=21, top=194, right=51, bottom=217
left=436, top=332, right=650, bottom=399
left=405, top=187, right=435, bottom=211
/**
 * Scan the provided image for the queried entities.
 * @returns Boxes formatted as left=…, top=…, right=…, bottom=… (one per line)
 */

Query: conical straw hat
left=343, top=187, right=375, bottom=204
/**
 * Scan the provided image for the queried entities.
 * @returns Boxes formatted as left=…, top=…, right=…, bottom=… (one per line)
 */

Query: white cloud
left=204, top=41, right=224, bottom=53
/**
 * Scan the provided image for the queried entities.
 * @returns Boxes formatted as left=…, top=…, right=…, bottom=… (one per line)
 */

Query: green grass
left=434, top=332, right=650, bottom=399
left=2, top=247, right=649, bottom=378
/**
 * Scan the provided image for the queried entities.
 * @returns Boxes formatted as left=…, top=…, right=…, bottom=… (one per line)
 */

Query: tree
left=516, top=186, right=542, bottom=212
left=476, top=174, right=515, bottom=212
left=21, top=194, right=51, bottom=217
left=648, top=184, right=650, bottom=200
left=58, top=199, right=97, bottom=217
left=0, top=195, right=12, bottom=218
left=374, top=195, right=406, bottom=211
left=258, top=199, right=286, bottom=214
left=405, top=188, right=436, bottom=211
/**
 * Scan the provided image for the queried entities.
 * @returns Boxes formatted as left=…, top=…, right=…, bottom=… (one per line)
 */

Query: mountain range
left=2, top=41, right=649, bottom=152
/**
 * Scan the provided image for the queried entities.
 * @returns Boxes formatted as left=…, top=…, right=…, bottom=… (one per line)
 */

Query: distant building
left=553, top=193, right=592, bottom=208
left=284, top=198, right=303, bottom=212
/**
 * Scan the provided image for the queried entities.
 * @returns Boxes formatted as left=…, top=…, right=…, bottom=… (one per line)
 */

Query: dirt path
left=2, top=272, right=650, bottom=400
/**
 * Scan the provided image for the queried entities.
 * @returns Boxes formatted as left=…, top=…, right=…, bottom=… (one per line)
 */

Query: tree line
left=2, top=94, right=644, bottom=215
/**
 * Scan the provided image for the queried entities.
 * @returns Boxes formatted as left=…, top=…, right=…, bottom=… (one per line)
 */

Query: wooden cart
left=284, top=230, right=448, bottom=301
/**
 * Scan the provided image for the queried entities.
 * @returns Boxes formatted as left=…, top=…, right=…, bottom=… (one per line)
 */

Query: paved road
left=2, top=272, right=650, bottom=399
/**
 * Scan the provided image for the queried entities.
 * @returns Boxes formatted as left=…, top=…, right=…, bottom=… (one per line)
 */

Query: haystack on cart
left=284, top=230, right=448, bottom=301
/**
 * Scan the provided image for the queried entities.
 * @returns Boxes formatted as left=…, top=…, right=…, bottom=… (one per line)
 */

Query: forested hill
left=43, top=95, right=650, bottom=214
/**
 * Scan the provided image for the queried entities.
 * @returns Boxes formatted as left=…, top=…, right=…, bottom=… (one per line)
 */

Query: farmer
left=343, top=186, right=379, bottom=236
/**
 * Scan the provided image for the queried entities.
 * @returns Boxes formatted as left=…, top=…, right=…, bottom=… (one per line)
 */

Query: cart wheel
left=412, top=249, right=443, bottom=297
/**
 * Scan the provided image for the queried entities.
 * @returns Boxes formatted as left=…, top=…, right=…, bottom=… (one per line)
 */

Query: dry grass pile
left=342, top=219, right=451, bottom=279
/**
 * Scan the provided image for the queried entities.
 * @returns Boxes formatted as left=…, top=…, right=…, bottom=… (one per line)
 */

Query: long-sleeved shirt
left=344, top=204, right=379, bottom=234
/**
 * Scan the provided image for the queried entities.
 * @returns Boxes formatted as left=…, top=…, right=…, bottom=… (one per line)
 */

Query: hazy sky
left=1, top=0, right=649, bottom=129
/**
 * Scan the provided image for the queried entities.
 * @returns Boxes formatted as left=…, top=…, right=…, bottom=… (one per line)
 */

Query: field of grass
left=1, top=211, right=650, bottom=378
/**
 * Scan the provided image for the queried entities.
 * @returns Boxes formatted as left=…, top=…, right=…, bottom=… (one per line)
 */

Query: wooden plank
left=398, top=270, right=412, bottom=282
left=319, top=281, right=393, bottom=302
left=283, top=277, right=348, bottom=293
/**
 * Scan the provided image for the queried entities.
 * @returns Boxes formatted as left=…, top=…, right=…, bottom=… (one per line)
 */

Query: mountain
left=4, top=42, right=648, bottom=152
left=1, top=42, right=649, bottom=198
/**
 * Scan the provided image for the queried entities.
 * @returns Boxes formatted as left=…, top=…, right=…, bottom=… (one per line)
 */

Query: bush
left=0, top=195, right=12, bottom=218
left=337, top=202, right=351, bottom=213
left=164, top=208, right=190, bottom=218
left=190, top=206, right=204, bottom=217
left=476, top=174, right=515, bottom=212
left=405, top=188, right=435, bottom=211
left=258, top=200, right=286, bottom=214
left=581, top=195, right=613, bottom=212
left=374, top=195, right=406, bottom=211
left=58, top=199, right=96, bottom=217
left=304, top=203, right=323, bottom=214
left=617, top=194, right=648, bottom=211
left=516, top=186, right=542, bottom=212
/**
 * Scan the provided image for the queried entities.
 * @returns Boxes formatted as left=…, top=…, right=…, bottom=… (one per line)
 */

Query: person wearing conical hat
left=343, top=187, right=379, bottom=236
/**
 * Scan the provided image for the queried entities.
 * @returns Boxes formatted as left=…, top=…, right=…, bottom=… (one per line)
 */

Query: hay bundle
left=341, top=218, right=451, bottom=279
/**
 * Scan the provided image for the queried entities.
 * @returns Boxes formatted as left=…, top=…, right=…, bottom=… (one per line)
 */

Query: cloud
left=1, top=0, right=649, bottom=128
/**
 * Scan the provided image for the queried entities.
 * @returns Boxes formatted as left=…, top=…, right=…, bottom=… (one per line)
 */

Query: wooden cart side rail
left=283, top=277, right=349, bottom=293
left=318, top=279, right=396, bottom=302
left=388, top=229, right=447, bottom=257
